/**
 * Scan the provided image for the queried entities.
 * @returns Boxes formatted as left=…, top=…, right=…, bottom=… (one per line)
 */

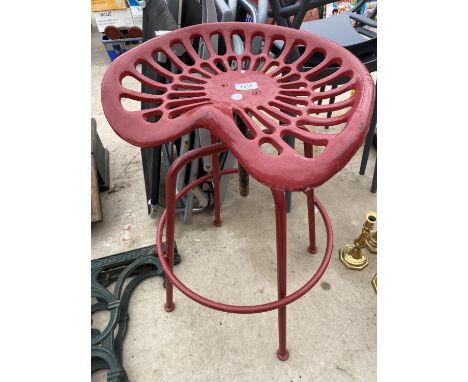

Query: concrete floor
left=91, top=20, right=377, bottom=382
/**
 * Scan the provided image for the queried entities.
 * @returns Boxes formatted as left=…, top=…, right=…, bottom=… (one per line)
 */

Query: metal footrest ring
left=156, top=148, right=333, bottom=314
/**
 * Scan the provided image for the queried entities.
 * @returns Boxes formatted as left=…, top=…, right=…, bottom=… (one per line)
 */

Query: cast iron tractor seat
left=102, top=22, right=374, bottom=191
left=101, top=22, right=375, bottom=361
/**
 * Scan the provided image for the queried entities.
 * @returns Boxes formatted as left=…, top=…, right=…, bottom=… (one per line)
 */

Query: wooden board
left=91, top=155, right=103, bottom=224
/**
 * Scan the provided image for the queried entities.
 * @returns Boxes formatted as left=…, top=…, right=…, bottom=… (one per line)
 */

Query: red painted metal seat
left=101, top=22, right=375, bottom=361
left=102, top=22, right=374, bottom=191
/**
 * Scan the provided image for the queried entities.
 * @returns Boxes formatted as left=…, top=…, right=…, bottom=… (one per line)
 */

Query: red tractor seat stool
left=101, top=22, right=375, bottom=361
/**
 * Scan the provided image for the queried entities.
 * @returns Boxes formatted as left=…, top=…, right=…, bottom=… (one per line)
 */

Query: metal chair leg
left=211, top=134, right=222, bottom=227
left=306, top=189, right=317, bottom=254
left=271, top=188, right=289, bottom=361
left=219, top=150, right=236, bottom=203
left=238, top=162, right=249, bottom=197
left=326, top=83, right=338, bottom=120
left=141, top=147, right=161, bottom=216
left=285, top=190, right=292, bottom=213
left=360, top=86, right=377, bottom=175
left=317, top=86, right=325, bottom=105
left=371, top=159, right=377, bottom=193
left=163, top=156, right=178, bottom=312
left=182, top=130, right=200, bottom=223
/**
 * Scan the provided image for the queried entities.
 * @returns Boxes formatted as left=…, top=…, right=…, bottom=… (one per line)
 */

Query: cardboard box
left=127, top=0, right=143, bottom=29
left=91, top=0, right=127, bottom=12
left=93, top=8, right=134, bottom=32
left=326, top=1, right=358, bottom=18
left=129, top=6, right=143, bottom=29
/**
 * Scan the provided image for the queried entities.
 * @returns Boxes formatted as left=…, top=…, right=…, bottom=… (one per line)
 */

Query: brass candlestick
left=366, top=230, right=377, bottom=254
left=339, top=211, right=377, bottom=270
left=371, top=273, right=377, bottom=293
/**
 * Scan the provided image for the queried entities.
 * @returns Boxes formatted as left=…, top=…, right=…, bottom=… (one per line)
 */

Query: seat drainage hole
left=231, top=93, right=243, bottom=101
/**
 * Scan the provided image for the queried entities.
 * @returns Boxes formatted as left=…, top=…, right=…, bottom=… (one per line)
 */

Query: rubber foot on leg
left=164, top=303, right=175, bottom=312
left=277, top=349, right=289, bottom=361
left=213, top=220, right=222, bottom=227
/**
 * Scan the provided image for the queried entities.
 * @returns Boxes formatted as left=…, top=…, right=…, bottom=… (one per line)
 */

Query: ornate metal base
left=91, top=243, right=180, bottom=382
left=365, top=231, right=377, bottom=254
left=339, top=244, right=368, bottom=270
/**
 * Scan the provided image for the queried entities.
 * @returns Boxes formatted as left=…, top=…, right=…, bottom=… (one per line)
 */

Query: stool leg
left=304, top=143, right=317, bottom=254
left=371, top=158, right=377, bottom=193
left=325, top=83, right=338, bottom=121
left=211, top=134, right=222, bottom=227
left=271, top=188, right=289, bottom=361
left=238, top=163, right=250, bottom=197
left=317, top=86, right=325, bottom=106
left=164, top=160, right=178, bottom=313
left=283, top=135, right=295, bottom=213
left=360, top=85, right=377, bottom=175
left=306, top=189, right=317, bottom=254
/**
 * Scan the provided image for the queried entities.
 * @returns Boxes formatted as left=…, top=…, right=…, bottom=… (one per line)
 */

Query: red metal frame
left=101, top=22, right=375, bottom=361
left=155, top=142, right=333, bottom=360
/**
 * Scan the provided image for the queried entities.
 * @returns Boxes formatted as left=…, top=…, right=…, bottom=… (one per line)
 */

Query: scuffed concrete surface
left=91, top=19, right=377, bottom=382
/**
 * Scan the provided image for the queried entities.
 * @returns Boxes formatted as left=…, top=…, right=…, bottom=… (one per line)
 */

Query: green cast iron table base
left=91, top=243, right=181, bottom=382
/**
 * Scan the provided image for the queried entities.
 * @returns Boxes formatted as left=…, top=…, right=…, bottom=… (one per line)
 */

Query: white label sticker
left=235, top=82, right=258, bottom=91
